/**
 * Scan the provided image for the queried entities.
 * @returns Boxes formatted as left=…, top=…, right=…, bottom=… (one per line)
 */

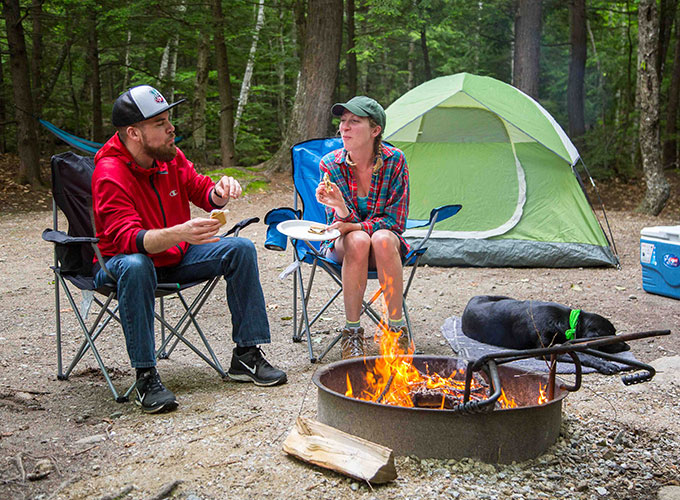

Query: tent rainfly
left=384, top=73, right=618, bottom=268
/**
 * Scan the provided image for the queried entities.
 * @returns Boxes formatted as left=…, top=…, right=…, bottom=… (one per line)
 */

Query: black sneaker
left=227, top=347, right=287, bottom=386
left=135, top=368, right=178, bottom=414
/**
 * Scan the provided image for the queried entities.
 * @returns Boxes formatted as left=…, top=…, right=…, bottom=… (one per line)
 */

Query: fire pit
left=312, top=330, right=669, bottom=463
left=313, top=355, right=568, bottom=463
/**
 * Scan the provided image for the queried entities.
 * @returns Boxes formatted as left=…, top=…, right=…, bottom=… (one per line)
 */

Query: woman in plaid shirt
left=316, top=96, right=410, bottom=359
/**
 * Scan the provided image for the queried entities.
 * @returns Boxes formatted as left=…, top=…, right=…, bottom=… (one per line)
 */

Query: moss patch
left=205, top=166, right=270, bottom=194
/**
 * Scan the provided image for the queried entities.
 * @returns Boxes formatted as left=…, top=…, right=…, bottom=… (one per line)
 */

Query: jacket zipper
left=149, top=175, right=167, bottom=227
left=149, top=174, right=184, bottom=257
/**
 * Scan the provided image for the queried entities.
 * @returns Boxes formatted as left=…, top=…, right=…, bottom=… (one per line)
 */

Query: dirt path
left=0, top=176, right=678, bottom=500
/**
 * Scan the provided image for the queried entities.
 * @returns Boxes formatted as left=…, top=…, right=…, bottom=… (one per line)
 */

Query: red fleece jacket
left=92, top=133, right=218, bottom=267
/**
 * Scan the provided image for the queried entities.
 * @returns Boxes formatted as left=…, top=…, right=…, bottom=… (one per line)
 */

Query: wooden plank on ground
left=282, top=417, right=397, bottom=484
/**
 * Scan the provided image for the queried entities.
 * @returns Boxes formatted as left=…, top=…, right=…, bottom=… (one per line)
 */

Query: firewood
left=282, top=417, right=397, bottom=484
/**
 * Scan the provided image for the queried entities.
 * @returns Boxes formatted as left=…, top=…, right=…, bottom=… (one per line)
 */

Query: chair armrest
left=405, top=204, right=462, bottom=230
left=405, top=204, right=462, bottom=255
left=263, top=207, right=302, bottom=251
left=224, top=217, right=260, bottom=237
left=42, top=228, right=99, bottom=245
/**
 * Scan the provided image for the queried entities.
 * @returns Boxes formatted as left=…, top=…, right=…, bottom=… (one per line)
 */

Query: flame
left=341, top=287, right=556, bottom=410
left=345, top=372, right=353, bottom=398
left=341, top=293, right=522, bottom=410
left=498, top=388, right=518, bottom=409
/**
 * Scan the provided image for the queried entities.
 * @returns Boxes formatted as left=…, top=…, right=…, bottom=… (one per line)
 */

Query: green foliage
left=0, top=0, right=675, bottom=182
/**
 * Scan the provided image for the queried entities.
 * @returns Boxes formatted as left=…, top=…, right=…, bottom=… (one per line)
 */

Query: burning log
left=409, top=380, right=490, bottom=410
left=282, top=417, right=397, bottom=484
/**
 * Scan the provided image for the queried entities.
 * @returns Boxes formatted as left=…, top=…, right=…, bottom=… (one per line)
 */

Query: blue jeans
left=93, top=237, right=271, bottom=368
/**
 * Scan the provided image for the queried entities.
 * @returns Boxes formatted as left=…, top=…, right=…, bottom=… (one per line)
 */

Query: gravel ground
left=0, top=169, right=678, bottom=500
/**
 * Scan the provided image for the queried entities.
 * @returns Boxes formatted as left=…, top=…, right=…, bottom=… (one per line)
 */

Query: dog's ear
left=580, top=312, right=616, bottom=339
left=580, top=312, right=630, bottom=353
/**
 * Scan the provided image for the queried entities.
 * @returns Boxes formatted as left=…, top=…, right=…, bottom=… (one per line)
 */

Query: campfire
left=313, top=322, right=668, bottom=462
left=343, top=319, right=548, bottom=410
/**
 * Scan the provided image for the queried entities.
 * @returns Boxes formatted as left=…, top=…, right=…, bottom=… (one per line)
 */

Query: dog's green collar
left=565, top=309, right=581, bottom=340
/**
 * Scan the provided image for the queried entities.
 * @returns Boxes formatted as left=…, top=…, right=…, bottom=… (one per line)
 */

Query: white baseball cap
left=112, top=85, right=185, bottom=127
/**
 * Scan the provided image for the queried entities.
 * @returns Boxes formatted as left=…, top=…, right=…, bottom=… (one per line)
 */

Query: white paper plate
left=277, top=220, right=340, bottom=241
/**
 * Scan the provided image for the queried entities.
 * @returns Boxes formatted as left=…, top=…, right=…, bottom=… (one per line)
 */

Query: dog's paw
left=595, top=361, right=622, bottom=375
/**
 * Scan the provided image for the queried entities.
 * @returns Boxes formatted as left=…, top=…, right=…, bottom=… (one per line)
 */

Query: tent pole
left=573, top=159, right=620, bottom=269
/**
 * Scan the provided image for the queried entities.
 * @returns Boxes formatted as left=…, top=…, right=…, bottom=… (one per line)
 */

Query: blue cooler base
left=640, top=237, right=680, bottom=300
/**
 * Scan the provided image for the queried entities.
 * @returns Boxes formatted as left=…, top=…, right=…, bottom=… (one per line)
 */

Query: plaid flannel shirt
left=319, top=142, right=410, bottom=255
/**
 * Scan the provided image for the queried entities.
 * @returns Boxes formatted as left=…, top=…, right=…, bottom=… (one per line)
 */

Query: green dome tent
left=384, top=73, right=618, bottom=267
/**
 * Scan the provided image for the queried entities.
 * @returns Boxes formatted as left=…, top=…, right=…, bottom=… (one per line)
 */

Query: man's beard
left=139, top=130, right=178, bottom=163
left=143, top=142, right=177, bottom=163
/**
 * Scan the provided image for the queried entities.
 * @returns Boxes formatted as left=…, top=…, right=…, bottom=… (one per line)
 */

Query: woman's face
left=339, top=110, right=380, bottom=152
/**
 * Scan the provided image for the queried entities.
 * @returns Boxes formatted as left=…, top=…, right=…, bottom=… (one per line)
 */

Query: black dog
left=461, top=295, right=630, bottom=374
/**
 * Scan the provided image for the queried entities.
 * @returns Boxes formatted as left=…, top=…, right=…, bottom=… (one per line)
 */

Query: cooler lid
left=640, top=225, right=680, bottom=241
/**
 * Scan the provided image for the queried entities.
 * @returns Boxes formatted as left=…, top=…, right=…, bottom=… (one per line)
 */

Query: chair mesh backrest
left=51, top=151, right=96, bottom=276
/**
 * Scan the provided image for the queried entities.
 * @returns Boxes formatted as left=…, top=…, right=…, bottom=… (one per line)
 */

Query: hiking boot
left=394, top=326, right=412, bottom=353
left=227, top=347, right=287, bottom=386
left=341, top=327, right=365, bottom=359
left=135, top=368, right=178, bottom=414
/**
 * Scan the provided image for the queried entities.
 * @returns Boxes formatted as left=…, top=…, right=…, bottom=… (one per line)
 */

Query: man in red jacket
left=92, top=85, right=286, bottom=413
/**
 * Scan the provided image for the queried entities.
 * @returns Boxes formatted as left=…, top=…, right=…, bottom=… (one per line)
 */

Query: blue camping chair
left=264, top=138, right=461, bottom=363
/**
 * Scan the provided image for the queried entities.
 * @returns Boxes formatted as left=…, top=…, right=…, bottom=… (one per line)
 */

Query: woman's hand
left=329, top=221, right=361, bottom=235
left=316, top=180, right=347, bottom=214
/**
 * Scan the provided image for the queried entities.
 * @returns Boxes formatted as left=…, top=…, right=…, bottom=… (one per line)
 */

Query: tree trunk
left=513, top=0, right=542, bottom=98
left=263, top=0, right=343, bottom=172
left=212, top=0, right=236, bottom=168
left=192, top=30, right=210, bottom=151
left=0, top=49, right=7, bottom=153
left=420, top=27, right=432, bottom=82
left=3, top=0, right=43, bottom=186
left=87, top=9, right=103, bottom=142
left=657, top=0, right=678, bottom=79
left=346, top=0, right=357, bottom=97
left=159, top=40, right=171, bottom=81
left=663, top=14, right=680, bottom=170
left=30, top=0, right=43, bottom=112
left=276, top=0, right=288, bottom=136
left=567, top=0, right=586, bottom=139
left=637, top=0, right=670, bottom=215
left=234, top=0, right=266, bottom=142
left=407, top=39, right=415, bottom=90
left=42, top=37, right=73, bottom=106
left=123, top=30, right=131, bottom=89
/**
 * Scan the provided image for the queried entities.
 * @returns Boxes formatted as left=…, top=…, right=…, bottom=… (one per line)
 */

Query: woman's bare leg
left=334, top=231, right=371, bottom=322
left=369, top=230, right=403, bottom=321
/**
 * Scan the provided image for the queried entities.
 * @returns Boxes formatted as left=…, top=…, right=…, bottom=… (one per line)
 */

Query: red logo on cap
left=150, top=89, right=165, bottom=104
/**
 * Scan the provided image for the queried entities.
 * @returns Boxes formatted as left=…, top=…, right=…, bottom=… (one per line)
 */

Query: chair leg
left=294, top=264, right=317, bottom=362
left=294, top=259, right=318, bottom=342
left=158, top=297, right=168, bottom=359
left=154, top=278, right=227, bottom=377
left=54, top=274, right=64, bottom=380
left=57, top=275, right=127, bottom=402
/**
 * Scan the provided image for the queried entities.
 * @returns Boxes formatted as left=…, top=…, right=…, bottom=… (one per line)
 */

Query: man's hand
left=212, top=176, right=242, bottom=206
left=143, top=217, right=221, bottom=254
left=175, top=218, right=222, bottom=245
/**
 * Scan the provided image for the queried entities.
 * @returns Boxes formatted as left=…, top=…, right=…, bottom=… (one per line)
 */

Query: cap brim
left=331, top=102, right=369, bottom=118
left=144, top=98, right=186, bottom=122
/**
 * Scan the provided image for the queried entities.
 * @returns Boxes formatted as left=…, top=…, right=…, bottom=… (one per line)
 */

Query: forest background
left=0, top=0, right=678, bottom=217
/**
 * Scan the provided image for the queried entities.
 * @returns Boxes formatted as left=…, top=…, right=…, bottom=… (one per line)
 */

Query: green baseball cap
left=331, top=96, right=386, bottom=132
